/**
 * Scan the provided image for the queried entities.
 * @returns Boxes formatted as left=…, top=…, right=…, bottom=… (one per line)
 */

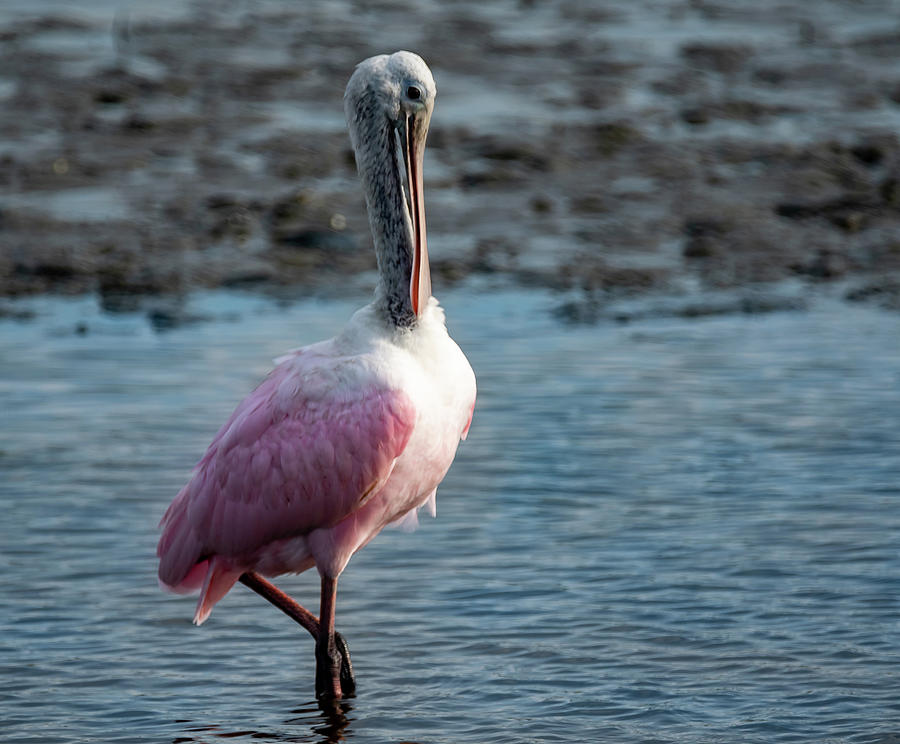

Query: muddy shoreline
left=2, top=1, right=900, bottom=321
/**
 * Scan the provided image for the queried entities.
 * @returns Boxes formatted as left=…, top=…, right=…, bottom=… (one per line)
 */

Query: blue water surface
left=1, top=286, right=899, bottom=744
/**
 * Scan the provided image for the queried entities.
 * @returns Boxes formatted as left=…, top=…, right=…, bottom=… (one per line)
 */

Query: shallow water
left=2, top=287, right=900, bottom=744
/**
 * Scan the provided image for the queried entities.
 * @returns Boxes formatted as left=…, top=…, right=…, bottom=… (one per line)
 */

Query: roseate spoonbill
left=157, top=51, right=476, bottom=699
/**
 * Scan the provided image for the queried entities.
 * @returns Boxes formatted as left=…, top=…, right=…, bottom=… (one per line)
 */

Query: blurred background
left=2, top=0, right=900, bottom=315
left=2, top=2, right=900, bottom=744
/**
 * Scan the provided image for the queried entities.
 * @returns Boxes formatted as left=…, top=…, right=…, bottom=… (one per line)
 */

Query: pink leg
left=315, top=575, right=344, bottom=699
left=239, top=572, right=319, bottom=638
left=239, top=571, right=355, bottom=697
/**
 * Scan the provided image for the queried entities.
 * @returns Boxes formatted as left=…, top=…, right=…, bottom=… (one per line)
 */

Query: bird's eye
left=406, top=86, right=422, bottom=101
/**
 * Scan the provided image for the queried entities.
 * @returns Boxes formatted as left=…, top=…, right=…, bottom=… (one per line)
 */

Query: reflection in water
left=303, top=699, right=353, bottom=743
left=169, top=703, right=344, bottom=743
left=174, top=699, right=360, bottom=743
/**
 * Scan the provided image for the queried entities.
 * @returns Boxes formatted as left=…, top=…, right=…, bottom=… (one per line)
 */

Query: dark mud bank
left=2, top=0, right=900, bottom=319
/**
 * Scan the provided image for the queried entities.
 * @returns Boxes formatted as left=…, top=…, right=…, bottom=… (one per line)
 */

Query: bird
left=156, top=51, right=476, bottom=700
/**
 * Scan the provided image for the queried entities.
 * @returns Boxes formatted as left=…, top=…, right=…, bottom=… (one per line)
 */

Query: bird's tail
left=192, top=557, right=243, bottom=625
left=157, top=491, right=243, bottom=625
left=157, top=488, right=205, bottom=591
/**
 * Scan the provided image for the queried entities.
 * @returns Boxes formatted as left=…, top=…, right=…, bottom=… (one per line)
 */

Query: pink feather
left=157, top=353, right=418, bottom=622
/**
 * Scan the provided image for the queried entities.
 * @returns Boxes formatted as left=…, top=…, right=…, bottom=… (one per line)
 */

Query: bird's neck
left=350, top=108, right=420, bottom=328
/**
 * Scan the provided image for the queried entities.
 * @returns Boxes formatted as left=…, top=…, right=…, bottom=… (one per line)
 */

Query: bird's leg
left=333, top=628, right=355, bottom=696
left=239, top=572, right=355, bottom=695
left=239, top=572, right=318, bottom=637
left=315, top=575, right=344, bottom=699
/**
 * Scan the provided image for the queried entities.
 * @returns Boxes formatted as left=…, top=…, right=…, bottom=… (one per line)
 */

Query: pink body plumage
left=157, top=300, right=476, bottom=625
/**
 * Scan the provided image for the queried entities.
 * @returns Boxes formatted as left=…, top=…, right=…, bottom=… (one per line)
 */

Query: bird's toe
left=315, top=634, right=348, bottom=699
left=334, top=631, right=356, bottom=696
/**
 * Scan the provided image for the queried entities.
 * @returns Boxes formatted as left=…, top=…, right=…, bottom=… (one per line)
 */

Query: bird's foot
left=315, top=631, right=355, bottom=699
left=334, top=631, right=356, bottom=696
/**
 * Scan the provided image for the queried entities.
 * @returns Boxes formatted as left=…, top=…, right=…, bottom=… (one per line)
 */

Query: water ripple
left=2, top=289, right=900, bottom=743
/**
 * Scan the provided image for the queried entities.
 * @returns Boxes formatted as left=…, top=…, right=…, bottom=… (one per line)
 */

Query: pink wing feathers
left=157, top=354, right=417, bottom=620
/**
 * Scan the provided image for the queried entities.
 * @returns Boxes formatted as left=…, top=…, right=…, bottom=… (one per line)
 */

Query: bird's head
left=344, top=51, right=436, bottom=145
left=345, top=51, right=435, bottom=319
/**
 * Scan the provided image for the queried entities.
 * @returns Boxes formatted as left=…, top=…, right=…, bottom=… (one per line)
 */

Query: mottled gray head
left=344, top=52, right=436, bottom=325
left=344, top=51, right=436, bottom=148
